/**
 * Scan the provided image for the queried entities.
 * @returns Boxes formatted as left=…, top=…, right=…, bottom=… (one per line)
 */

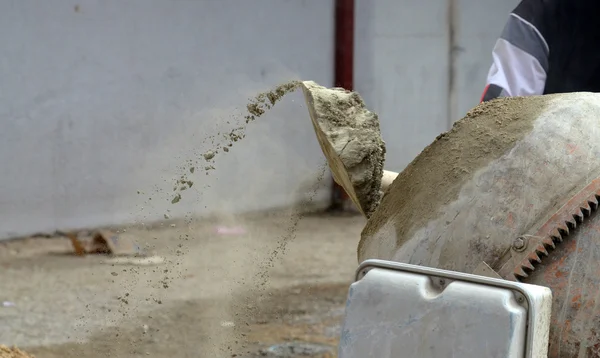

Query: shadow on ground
left=26, top=283, right=349, bottom=358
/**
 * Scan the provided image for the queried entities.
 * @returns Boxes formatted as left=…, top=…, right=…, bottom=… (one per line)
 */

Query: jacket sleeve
left=481, top=0, right=550, bottom=102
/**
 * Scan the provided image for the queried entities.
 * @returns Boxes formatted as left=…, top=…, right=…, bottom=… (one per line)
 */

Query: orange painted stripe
left=480, top=84, right=490, bottom=103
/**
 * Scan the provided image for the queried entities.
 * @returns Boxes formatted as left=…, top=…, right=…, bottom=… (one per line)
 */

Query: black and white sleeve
left=481, top=0, right=550, bottom=102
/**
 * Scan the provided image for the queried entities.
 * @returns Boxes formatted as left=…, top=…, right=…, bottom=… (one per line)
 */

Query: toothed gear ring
left=497, top=176, right=600, bottom=357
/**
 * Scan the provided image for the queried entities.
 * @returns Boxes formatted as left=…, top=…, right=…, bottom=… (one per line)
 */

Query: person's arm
left=481, top=0, right=550, bottom=102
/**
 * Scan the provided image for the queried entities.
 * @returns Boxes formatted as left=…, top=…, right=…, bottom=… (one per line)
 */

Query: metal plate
left=338, top=259, right=552, bottom=358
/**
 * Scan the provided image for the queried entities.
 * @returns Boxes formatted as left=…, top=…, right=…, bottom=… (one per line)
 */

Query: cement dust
left=156, top=80, right=328, bottom=356
left=168, top=81, right=301, bottom=205
left=360, top=96, right=548, bottom=259
left=245, top=81, right=301, bottom=122
left=0, top=345, right=35, bottom=358
left=228, top=163, right=328, bottom=356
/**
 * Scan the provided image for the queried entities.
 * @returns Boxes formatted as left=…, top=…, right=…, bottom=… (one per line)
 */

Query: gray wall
left=0, top=0, right=334, bottom=239
left=451, top=0, right=521, bottom=122
left=0, top=0, right=519, bottom=239
left=355, top=0, right=519, bottom=172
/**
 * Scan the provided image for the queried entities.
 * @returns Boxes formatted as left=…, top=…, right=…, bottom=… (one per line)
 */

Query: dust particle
left=170, top=81, right=300, bottom=206
left=203, top=151, right=215, bottom=160
left=244, top=81, right=300, bottom=123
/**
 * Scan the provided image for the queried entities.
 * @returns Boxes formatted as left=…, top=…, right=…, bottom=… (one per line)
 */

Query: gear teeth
left=581, top=202, right=592, bottom=216
left=521, top=260, right=535, bottom=271
left=542, top=236, right=556, bottom=249
left=549, top=228, right=563, bottom=241
left=557, top=224, right=570, bottom=236
left=588, top=199, right=598, bottom=211
left=527, top=251, right=542, bottom=264
left=573, top=209, right=584, bottom=223
left=566, top=217, right=577, bottom=229
left=514, top=267, right=529, bottom=279
left=515, top=178, right=600, bottom=283
left=534, top=244, right=549, bottom=257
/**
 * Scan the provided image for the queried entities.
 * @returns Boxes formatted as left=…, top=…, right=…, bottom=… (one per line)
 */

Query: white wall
left=0, top=0, right=522, bottom=239
left=355, top=0, right=450, bottom=173
left=355, top=0, right=519, bottom=172
left=0, top=0, right=334, bottom=239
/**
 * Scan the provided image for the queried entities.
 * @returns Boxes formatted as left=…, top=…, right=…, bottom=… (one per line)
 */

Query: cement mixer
left=300, top=81, right=600, bottom=357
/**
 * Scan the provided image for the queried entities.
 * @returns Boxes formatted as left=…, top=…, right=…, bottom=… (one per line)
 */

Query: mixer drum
left=359, top=93, right=600, bottom=356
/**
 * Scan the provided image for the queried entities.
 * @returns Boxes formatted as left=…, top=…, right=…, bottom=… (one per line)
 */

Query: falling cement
left=301, top=81, right=385, bottom=217
left=245, top=81, right=301, bottom=123
left=170, top=81, right=301, bottom=205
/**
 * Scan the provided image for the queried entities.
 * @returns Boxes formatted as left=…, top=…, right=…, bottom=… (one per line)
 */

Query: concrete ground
left=0, top=210, right=364, bottom=358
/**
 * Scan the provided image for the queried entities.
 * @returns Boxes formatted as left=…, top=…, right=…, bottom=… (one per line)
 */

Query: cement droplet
left=203, top=151, right=215, bottom=160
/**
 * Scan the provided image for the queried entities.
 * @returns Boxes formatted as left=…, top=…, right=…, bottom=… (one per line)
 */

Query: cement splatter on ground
left=3, top=214, right=361, bottom=357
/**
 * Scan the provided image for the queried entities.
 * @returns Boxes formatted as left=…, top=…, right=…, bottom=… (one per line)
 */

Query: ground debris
left=260, top=341, right=334, bottom=357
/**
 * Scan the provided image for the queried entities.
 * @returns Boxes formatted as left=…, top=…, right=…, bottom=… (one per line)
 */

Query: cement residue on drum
left=301, top=81, right=385, bottom=217
left=359, top=96, right=548, bottom=260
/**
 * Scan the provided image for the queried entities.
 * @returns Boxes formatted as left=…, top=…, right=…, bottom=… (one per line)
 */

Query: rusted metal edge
left=498, top=177, right=600, bottom=281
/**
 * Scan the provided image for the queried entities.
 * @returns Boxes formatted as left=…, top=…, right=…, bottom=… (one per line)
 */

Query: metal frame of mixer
left=350, top=259, right=552, bottom=358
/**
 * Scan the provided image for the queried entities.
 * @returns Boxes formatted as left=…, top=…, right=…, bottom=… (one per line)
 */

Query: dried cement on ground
left=301, top=81, right=385, bottom=218
left=360, top=96, right=548, bottom=258
left=2, top=215, right=362, bottom=357
left=0, top=345, right=35, bottom=358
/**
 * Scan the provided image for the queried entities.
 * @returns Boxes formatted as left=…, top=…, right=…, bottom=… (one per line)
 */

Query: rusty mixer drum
left=359, top=93, right=600, bottom=356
